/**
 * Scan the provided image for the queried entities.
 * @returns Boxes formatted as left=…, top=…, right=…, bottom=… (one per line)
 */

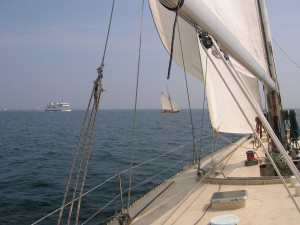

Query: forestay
left=149, top=0, right=270, bottom=133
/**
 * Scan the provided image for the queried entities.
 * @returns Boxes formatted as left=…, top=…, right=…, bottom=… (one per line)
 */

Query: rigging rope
left=67, top=104, right=96, bottom=225
left=167, top=0, right=184, bottom=79
left=176, top=21, right=197, bottom=164
left=289, top=110, right=299, bottom=147
left=57, top=89, right=94, bottom=225
left=57, top=1, right=115, bottom=224
left=272, top=38, right=300, bottom=69
left=75, top=96, right=101, bottom=225
left=101, top=0, right=115, bottom=67
left=210, top=127, right=215, bottom=172
left=127, top=0, right=145, bottom=211
left=57, top=74, right=105, bottom=225
left=253, top=117, right=264, bottom=150
left=198, top=55, right=208, bottom=175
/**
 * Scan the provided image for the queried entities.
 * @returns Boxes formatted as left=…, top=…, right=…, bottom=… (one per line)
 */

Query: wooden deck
left=108, top=136, right=300, bottom=224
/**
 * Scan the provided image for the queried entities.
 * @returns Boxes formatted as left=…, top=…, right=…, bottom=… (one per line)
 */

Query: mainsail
left=161, top=87, right=180, bottom=113
left=149, top=0, right=271, bottom=133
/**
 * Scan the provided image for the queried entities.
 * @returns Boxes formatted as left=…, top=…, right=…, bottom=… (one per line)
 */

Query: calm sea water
left=0, top=109, right=273, bottom=224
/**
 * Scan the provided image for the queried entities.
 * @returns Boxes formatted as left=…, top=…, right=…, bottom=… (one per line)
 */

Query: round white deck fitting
left=295, top=184, right=300, bottom=196
left=291, top=176, right=297, bottom=187
left=210, top=214, right=239, bottom=225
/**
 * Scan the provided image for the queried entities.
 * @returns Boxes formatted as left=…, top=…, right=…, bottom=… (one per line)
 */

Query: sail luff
left=160, top=0, right=276, bottom=91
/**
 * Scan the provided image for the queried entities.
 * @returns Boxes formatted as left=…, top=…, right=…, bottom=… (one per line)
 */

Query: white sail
left=161, top=88, right=172, bottom=111
left=149, top=0, right=269, bottom=133
left=202, top=50, right=261, bottom=133
left=161, top=87, right=180, bottom=112
left=171, top=99, right=180, bottom=112
left=202, top=0, right=271, bottom=80
left=149, top=0, right=204, bottom=81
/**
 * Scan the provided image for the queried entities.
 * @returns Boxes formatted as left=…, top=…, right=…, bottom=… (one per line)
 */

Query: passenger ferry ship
left=44, top=102, right=71, bottom=112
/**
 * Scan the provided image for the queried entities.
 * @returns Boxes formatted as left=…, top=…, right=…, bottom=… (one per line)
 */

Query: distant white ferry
left=45, top=102, right=71, bottom=112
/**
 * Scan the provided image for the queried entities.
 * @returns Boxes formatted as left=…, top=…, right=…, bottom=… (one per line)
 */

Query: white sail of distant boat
left=161, top=87, right=180, bottom=113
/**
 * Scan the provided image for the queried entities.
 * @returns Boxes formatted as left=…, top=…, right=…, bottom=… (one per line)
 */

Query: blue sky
left=0, top=0, right=300, bottom=110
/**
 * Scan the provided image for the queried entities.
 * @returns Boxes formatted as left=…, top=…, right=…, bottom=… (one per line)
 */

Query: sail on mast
left=161, top=87, right=180, bottom=113
left=149, top=0, right=271, bottom=133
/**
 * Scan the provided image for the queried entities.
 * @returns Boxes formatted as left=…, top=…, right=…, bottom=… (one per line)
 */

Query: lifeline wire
left=123, top=141, right=190, bottom=174
left=83, top=151, right=192, bottom=224
left=33, top=142, right=189, bottom=224
left=127, top=0, right=145, bottom=210
left=33, top=141, right=190, bottom=224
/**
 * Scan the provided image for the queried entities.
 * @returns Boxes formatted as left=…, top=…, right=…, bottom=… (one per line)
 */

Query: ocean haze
left=0, top=0, right=300, bottom=110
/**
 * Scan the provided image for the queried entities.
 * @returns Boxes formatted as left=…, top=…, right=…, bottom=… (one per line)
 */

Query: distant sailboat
left=161, top=87, right=180, bottom=113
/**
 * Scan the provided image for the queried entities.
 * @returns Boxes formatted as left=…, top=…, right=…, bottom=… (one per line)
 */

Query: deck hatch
left=210, top=190, right=247, bottom=210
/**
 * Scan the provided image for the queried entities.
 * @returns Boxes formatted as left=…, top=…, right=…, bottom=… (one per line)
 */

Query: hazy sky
left=0, top=0, right=300, bottom=110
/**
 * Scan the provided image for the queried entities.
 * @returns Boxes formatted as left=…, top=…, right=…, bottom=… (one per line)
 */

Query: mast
left=258, top=0, right=287, bottom=147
